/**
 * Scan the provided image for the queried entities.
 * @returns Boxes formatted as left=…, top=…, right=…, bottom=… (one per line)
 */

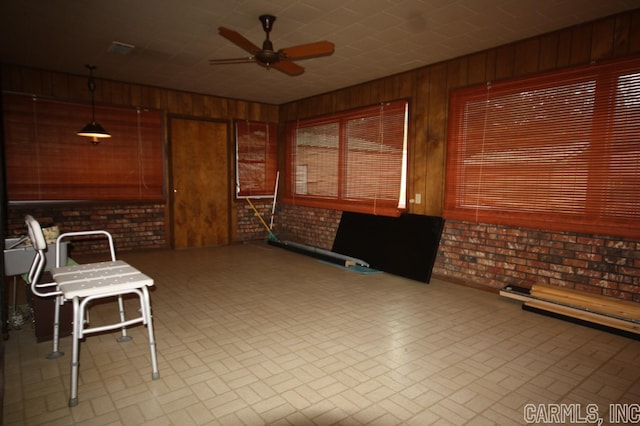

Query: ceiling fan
left=209, top=14, right=335, bottom=76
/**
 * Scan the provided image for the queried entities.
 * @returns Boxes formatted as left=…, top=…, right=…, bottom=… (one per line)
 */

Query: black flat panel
left=332, top=212, right=444, bottom=283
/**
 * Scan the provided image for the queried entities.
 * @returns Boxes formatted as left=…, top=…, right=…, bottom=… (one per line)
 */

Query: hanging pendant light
left=77, top=64, right=111, bottom=144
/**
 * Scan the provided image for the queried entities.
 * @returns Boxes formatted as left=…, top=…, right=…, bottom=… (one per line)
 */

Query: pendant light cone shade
left=78, top=121, right=111, bottom=143
left=77, top=64, right=111, bottom=144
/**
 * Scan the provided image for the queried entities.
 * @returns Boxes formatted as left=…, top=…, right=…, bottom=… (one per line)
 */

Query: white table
left=51, top=260, right=159, bottom=407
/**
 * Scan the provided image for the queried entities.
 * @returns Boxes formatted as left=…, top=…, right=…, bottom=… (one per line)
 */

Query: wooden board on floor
left=524, top=299, right=640, bottom=334
left=500, top=284, right=640, bottom=335
left=531, top=284, right=640, bottom=320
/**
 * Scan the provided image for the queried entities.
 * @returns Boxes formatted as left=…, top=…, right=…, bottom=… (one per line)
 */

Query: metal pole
left=269, top=171, right=279, bottom=229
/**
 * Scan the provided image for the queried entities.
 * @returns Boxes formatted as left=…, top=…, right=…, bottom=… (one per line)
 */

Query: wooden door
left=170, top=117, right=230, bottom=248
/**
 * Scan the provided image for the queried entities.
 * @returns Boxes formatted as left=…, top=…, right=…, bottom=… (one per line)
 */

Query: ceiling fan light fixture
left=77, top=64, right=111, bottom=144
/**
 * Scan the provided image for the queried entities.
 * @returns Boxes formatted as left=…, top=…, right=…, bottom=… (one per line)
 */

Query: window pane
left=605, top=72, right=640, bottom=217
left=445, top=58, right=640, bottom=238
left=4, top=94, right=163, bottom=201
left=345, top=112, right=404, bottom=202
left=294, top=123, right=339, bottom=197
left=458, top=81, right=594, bottom=214
left=286, top=100, right=408, bottom=216
left=236, top=121, right=277, bottom=198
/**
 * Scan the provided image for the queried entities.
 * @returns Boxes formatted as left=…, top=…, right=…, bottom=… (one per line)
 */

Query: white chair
left=25, top=214, right=159, bottom=407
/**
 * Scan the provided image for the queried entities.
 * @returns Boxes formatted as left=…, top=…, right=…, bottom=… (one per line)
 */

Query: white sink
left=4, top=238, right=68, bottom=277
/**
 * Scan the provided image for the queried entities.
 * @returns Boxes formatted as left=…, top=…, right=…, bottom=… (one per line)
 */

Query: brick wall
left=433, top=220, right=640, bottom=302
left=7, top=203, right=166, bottom=258
left=235, top=198, right=278, bottom=242
left=11, top=200, right=638, bottom=303
left=271, top=205, right=640, bottom=303
left=273, top=204, right=342, bottom=250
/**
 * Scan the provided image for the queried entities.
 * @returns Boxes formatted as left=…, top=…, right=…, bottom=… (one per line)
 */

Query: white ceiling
left=2, top=0, right=639, bottom=104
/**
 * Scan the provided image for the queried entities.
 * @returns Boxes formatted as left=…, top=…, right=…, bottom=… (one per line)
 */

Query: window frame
left=3, top=93, right=164, bottom=203
left=444, top=57, right=640, bottom=238
left=234, top=120, right=278, bottom=199
left=283, top=100, right=409, bottom=217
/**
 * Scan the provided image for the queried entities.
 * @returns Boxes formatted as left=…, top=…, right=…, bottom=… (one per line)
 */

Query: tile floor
left=3, top=242, right=640, bottom=425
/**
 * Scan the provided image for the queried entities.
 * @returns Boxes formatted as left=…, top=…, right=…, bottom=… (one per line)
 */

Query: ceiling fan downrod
left=257, top=14, right=279, bottom=65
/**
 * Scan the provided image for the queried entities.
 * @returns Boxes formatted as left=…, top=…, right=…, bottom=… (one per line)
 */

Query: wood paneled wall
left=1, top=64, right=279, bottom=247
left=1, top=66, right=279, bottom=122
left=280, top=9, right=640, bottom=217
left=2, top=9, right=639, bottom=244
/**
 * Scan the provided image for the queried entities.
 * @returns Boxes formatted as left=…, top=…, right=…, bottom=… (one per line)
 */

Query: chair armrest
left=32, top=281, right=61, bottom=298
left=27, top=253, right=62, bottom=298
left=56, top=230, right=116, bottom=266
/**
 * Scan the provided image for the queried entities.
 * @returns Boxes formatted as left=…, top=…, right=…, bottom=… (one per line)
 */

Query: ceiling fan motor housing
left=256, top=49, right=279, bottom=64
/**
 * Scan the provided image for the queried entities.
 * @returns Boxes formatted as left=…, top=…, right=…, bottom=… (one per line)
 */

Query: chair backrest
left=25, top=215, right=59, bottom=297
left=25, top=214, right=47, bottom=251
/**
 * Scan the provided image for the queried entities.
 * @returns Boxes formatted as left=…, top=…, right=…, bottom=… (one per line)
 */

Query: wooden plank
left=630, top=9, right=640, bottom=54
left=446, top=57, right=467, bottom=89
left=500, top=284, right=640, bottom=334
left=495, top=44, right=515, bottom=81
left=513, top=38, right=540, bottom=76
left=531, top=284, right=640, bottom=320
left=524, top=300, right=640, bottom=334
left=144, top=86, right=162, bottom=110
left=499, top=288, right=532, bottom=303
left=20, top=67, right=45, bottom=95
left=591, top=17, right=616, bottom=61
left=466, top=53, right=486, bottom=86
left=410, top=67, right=430, bottom=216
left=177, top=92, right=194, bottom=115
left=50, top=72, right=71, bottom=99
left=538, top=32, right=559, bottom=71
left=613, top=14, right=631, bottom=57
left=108, top=80, right=128, bottom=106
left=570, top=23, right=593, bottom=65
left=425, top=63, right=448, bottom=216
left=556, top=28, right=573, bottom=68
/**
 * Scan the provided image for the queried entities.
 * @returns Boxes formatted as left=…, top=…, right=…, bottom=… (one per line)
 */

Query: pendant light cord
left=86, top=64, right=97, bottom=123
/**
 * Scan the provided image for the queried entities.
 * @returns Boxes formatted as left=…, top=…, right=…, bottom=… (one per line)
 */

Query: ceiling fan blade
left=218, top=27, right=261, bottom=54
left=271, top=61, right=305, bottom=76
left=209, top=57, right=255, bottom=65
left=280, top=41, right=335, bottom=61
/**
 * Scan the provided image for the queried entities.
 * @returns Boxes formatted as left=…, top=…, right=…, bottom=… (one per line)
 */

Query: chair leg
left=142, top=287, right=160, bottom=380
left=68, top=297, right=81, bottom=407
left=115, top=295, right=132, bottom=342
left=47, top=295, right=64, bottom=359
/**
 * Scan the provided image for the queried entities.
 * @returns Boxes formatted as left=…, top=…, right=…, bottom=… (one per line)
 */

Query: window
left=4, top=93, right=163, bottom=202
left=235, top=120, right=278, bottom=198
left=284, top=100, right=408, bottom=216
left=444, top=57, right=640, bottom=238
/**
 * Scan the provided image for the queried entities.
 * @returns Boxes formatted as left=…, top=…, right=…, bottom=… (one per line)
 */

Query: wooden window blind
left=444, top=57, right=640, bottom=238
left=235, top=120, right=278, bottom=198
left=4, top=93, right=163, bottom=202
left=284, top=100, right=408, bottom=216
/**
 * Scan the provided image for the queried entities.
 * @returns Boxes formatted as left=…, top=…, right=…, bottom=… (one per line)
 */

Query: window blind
left=235, top=120, right=278, bottom=198
left=4, top=93, right=164, bottom=202
left=285, top=100, right=408, bottom=216
left=444, top=57, right=640, bottom=238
